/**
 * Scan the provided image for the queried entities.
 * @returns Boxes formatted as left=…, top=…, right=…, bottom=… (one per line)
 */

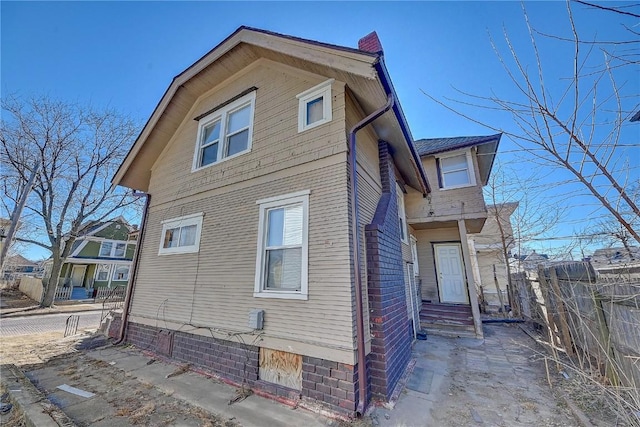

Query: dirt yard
left=25, top=353, right=240, bottom=426
left=0, top=287, right=39, bottom=312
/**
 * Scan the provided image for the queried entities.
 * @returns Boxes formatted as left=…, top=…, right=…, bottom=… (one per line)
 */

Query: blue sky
left=2, top=1, right=638, bottom=260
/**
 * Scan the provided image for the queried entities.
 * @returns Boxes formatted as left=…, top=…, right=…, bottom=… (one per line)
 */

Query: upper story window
left=437, top=150, right=476, bottom=189
left=396, top=183, right=408, bottom=245
left=296, top=79, right=334, bottom=133
left=254, top=191, right=310, bottom=300
left=99, top=241, right=127, bottom=258
left=193, top=91, right=256, bottom=171
left=158, top=213, right=204, bottom=255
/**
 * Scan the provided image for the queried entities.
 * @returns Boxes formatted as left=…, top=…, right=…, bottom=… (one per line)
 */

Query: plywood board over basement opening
left=259, top=348, right=302, bottom=390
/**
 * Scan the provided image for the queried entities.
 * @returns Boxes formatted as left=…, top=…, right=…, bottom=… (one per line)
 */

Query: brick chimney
left=358, top=31, right=383, bottom=54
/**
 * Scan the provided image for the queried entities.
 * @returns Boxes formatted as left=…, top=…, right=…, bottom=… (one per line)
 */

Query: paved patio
left=372, top=323, right=577, bottom=426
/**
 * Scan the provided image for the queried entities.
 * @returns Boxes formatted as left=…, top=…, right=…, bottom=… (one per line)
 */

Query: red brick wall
left=125, top=322, right=358, bottom=416
left=364, top=141, right=412, bottom=400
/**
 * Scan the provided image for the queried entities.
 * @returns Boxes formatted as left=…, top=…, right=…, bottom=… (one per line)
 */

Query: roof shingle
left=414, top=134, right=501, bottom=157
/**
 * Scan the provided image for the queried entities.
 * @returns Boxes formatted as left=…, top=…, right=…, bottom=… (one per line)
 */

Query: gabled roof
left=74, top=216, right=132, bottom=238
left=414, top=134, right=501, bottom=186
left=4, top=255, right=37, bottom=267
left=112, top=26, right=429, bottom=194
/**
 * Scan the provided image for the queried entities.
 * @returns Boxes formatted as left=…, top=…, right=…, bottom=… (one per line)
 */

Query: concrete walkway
left=1, top=302, right=105, bottom=318
left=372, top=323, right=577, bottom=427
left=23, top=345, right=330, bottom=427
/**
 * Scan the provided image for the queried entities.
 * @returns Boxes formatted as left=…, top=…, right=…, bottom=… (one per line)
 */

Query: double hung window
left=437, top=151, right=476, bottom=189
left=194, top=92, right=256, bottom=170
left=99, top=241, right=127, bottom=258
left=254, top=191, right=309, bottom=299
left=113, top=265, right=130, bottom=281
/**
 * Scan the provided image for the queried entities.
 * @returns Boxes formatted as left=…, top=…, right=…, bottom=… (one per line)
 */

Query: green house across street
left=44, top=216, right=137, bottom=300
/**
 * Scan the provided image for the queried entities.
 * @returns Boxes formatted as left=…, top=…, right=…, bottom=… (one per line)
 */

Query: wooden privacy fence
left=512, top=262, right=640, bottom=392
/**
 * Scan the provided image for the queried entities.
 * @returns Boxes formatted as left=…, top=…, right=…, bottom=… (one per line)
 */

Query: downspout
left=348, top=93, right=394, bottom=416
left=115, top=193, right=151, bottom=345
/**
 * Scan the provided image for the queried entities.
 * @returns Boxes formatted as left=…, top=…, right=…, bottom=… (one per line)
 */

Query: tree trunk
left=41, top=253, right=63, bottom=307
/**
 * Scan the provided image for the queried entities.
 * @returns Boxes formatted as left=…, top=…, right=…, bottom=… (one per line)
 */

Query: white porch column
left=458, top=219, right=484, bottom=339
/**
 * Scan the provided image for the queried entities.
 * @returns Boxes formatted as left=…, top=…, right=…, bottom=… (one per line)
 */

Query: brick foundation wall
left=364, top=141, right=412, bottom=400
left=125, top=322, right=357, bottom=416
left=302, top=356, right=357, bottom=414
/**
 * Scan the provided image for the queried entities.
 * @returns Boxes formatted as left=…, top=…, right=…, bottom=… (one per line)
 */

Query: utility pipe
left=348, top=93, right=394, bottom=416
left=115, top=193, right=151, bottom=345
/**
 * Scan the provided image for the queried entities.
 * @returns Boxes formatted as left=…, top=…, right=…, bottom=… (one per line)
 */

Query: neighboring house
left=409, top=134, right=500, bottom=335
left=590, top=246, right=640, bottom=274
left=468, top=202, right=518, bottom=313
left=515, top=250, right=550, bottom=271
left=2, top=254, right=38, bottom=281
left=111, top=27, right=497, bottom=416
left=44, top=217, right=136, bottom=299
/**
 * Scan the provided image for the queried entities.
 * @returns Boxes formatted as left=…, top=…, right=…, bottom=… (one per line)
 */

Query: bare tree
left=477, top=161, right=564, bottom=314
left=0, top=95, right=139, bottom=306
left=426, top=0, right=640, bottom=244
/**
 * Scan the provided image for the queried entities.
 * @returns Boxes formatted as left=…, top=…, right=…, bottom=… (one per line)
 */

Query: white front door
left=435, top=244, right=469, bottom=304
left=70, top=265, right=86, bottom=287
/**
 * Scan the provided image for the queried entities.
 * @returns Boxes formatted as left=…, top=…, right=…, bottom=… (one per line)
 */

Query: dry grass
left=514, top=266, right=640, bottom=426
left=0, top=331, right=83, bottom=366
left=130, top=402, right=156, bottom=424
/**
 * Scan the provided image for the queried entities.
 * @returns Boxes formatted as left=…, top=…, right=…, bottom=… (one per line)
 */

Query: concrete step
left=422, top=326, right=477, bottom=339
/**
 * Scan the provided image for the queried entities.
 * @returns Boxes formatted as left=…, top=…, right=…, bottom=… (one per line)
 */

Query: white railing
left=95, top=286, right=126, bottom=300
left=54, top=286, right=72, bottom=300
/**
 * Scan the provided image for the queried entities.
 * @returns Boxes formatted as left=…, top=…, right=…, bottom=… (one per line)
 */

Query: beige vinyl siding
left=131, top=159, right=353, bottom=360
left=405, top=154, right=486, bottom=224
left=130, top=62, right=357, bottom=363
left=345, top=92, right=381, bottom=353
left=413, top=227, right=460, bottom=302
left=149, top=60, right=347, bottom=208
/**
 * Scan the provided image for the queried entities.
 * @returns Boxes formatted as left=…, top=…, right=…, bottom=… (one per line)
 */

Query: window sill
left=298, top=117, right=331, bottom=133
left=439, top=183, right=475, bottom=191
left=253, top=291, right=308, bottom=300
left=191, top=148, right=251, bottom=173
left=158, top=247, right=200, bottom=256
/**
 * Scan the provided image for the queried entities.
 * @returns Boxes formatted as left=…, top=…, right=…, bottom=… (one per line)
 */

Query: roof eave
left=373, top=58, right=430, bottom=194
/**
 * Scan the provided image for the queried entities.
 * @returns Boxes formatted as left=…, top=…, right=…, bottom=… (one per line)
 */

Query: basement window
left=296, top=79, right=334, bottom=132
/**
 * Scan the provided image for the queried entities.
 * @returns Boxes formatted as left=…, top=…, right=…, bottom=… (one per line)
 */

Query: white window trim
left=158, top=212, right=204, bottom=255
left=112, top=265, right=130, bottom=281
left=99, top=240, right=127, bottom=258
left=437, top=149, right=476, bottom=190
left=396, top=183, right=409, bottom=245
left=95, top=263, right=111, bottom=282
left=410, top=235, right=419, bottom=276
left=192, top=91, right=256, bottom=172
left=296, top=79, right=334, bottom=133
left=254, top=190, right=310, bottom=300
